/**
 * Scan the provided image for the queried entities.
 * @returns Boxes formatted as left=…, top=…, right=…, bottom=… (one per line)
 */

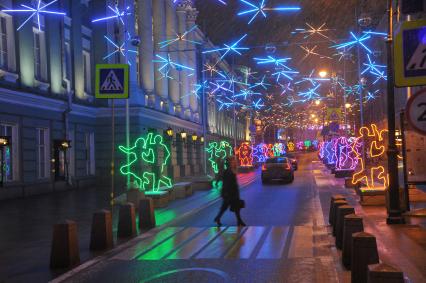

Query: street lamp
left=318, top=70, right=328, bottom=78
left=345, top=103, right=351, bottom=109
left=315, top=100, right=321, bottom=106
left=191, top=133, right=198, bottom=142
left=165, top=127, right=174, bottom=138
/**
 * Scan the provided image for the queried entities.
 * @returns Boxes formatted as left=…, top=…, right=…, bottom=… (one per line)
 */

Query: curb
left=50, top=175, right=257, bottom=283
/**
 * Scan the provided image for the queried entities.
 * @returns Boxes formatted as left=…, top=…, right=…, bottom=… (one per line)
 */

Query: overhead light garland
left=237, top=0, right=300, bottom=25
left=158, top=25, right=201, bottom=49
left=203, top=34, right=249, bottom=60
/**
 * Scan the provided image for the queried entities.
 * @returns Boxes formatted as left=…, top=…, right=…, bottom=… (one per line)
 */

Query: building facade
left=0, top=0, right=247, bottom=200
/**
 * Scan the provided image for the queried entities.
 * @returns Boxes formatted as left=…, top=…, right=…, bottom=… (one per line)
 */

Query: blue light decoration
left=295, top=69, right=329, bottom=86
left=209, top=81, right=232, bottom=94
left=361, top=54, right=386, bottom=75
left=371, top=69, right=387, bottom=84
left=2, top=0, right=66, bottom=31
left=237, top=0, right=300, bottom=25
left=297, top=84, right=321, bottom=101
left=249, top=75, right=271, bottom=90
left=279, top=82, right=294, bottom=95
left=103, top=36, right=138, bottom=65
left=254, top=55, right=291, bottom=67
left=272, top=68, right=299, bottom=82
left=365, top=89, right=379, bottom=101
left=158, top=25, right=201, bottom=49
left=252, top=98, right=265, bottom=110
left=153, top=54, right=195, bottom=80
left=233, top=88, right=260, bottom=100
left=92, top=3, right=130, bottom=25
left=300, top=45, right=332, bottom=61
left=203, top=63, right=227, bottom=78
left=252, top=144, right=267, bottom=163
left=332, top=32, right=372, bottom=54
left=363, top=30, right=387, bottom=39
left=202, top=34, right=249, bottom=60
left=300, top=23, right=332, bottom=40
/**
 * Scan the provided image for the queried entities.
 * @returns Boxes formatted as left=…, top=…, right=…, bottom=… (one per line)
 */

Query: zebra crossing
left=113, top=225, right=316, bottom=261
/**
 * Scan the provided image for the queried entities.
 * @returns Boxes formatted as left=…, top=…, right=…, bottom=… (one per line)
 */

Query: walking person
left=214, top=156, right=246, bottom=227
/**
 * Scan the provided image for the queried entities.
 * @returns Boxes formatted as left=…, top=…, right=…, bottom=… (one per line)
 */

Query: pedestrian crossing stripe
left=95, top=64, right=129, bottom=99
left=112, top=226, right=317, bottom=261
left=100, top=70, right=123, bottom=91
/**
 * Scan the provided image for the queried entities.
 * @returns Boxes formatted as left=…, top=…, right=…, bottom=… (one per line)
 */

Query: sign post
left=95, top=64, right=129, bottom=211
left=394, top=20, right=426, bottom=87
left=406, top=88, right=426, bottom=135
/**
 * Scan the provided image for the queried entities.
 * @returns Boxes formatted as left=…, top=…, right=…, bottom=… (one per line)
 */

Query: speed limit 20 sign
left=406, top=89, right=426, bottom=135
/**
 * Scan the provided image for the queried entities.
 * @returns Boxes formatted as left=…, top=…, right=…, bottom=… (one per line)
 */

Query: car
left=284, top=153, right=298, bottom=171
left=261, top=157, right=294, bottom=184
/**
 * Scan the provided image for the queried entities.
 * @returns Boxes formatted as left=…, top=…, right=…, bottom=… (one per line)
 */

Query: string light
left=202, top=34, right=249, bottom=60
left=237, top=0, right=301, bottom=25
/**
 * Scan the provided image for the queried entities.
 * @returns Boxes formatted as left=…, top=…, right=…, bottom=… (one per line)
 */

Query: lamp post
left=386, top=0, right=404, bottom=224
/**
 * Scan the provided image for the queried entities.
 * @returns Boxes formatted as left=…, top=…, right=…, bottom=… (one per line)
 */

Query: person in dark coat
left=214, top=156, right=246, bottom=227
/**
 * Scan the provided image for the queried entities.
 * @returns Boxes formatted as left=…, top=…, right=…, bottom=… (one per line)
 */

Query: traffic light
left=401, top=0, right=424, bottom=14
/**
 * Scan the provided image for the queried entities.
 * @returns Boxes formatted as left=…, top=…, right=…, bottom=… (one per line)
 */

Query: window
left=33, top=29, right=47, bottom=81
left=0, top=123, right=18, bottom=182
left=0, top=16, right=7, bottom=69
left=83, top=50, right=91, bottom=93
left=85, top=132, right=95, bottom=176
left=36, top=128, right=49, bottom=179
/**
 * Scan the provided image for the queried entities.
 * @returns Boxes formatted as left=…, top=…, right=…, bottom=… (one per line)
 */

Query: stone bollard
left=118, top=203, right=136, bottom=238
left=50, top=220, right=80, bottom=268
left=139, top=198, right=156, bottom=230
left=335, top=205, right=355, bottom=249
left=367, top=263, right=404, bottom=283
left=351, top=232, right=379, bottom=283
left=332, top=199, right=348, bottom=236
left=329, top=194, right=345, bottom=225
left=90, top=210, right=113, bottom=251
left=342, top=214, right=364, bottom=269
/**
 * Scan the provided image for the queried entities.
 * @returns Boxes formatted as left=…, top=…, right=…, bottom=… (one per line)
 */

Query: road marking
left=257, top=226, right=289, bottom=259
left=225, top=226, right=267, bottom=259
left=196, top=226, right=247, bottom=259
left=288, top=226, right=314, bottom=258
left=167, top=227, right=226, bottom=259
left=112, top=227, right=184, bottom=260
left=137, top=227, right=204, bottom=260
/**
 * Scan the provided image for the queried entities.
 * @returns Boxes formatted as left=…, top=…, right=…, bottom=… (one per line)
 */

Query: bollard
left=335, top=205, right=355, bottom=249
left=332, top=199, right=348, bottom=236
left=367, top=263, right=404, bottom=283
left=118, top=203, right=136, bottom=238
left=329, top=194, right=345, bottom=225
left=139, top=198, right=156, bottom=230
left=90, top=210, right=113, bottom=251
left=50, top=220, right=80, bottom=268
left=342, top=214, right=364, bottom=269
left=351, top=232, right=379, bottom=283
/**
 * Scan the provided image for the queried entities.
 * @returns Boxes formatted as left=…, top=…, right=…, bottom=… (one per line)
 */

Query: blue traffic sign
left=95, top=64, right=129, bottom=99
left=395, top=20, right=426, bottom=87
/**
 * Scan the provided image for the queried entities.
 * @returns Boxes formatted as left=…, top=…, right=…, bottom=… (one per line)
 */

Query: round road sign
left=406, top=89, right=426, bottom=135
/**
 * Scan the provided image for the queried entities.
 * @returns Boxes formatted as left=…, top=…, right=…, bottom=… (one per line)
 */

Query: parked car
left=261, top=157, right=294, bottom=184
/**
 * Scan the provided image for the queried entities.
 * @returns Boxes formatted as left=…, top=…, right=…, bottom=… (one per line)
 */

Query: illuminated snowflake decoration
left=254, top=55, right=291, bottom=67
left=332, top=32, right=372, bottom=54
left=103, top=36, right=138, bottom=65
left=295, top=70, right=329, bottom=86
left=272, top=68, right=299, bottom=82
left=252, top=98, right=265, bottom=110
left=119, top=133, right=172, bottom=192
left=203, top=34, right=249, bottom=60
left=361, top=54, right=386, bottom=75
left=153, top=54, right=194, bottom=80
left=300, top=22, right=332, bottom=40
left=92, top=4, right=130, bottom=25
left=297, top=84, right=321, bottom=101
left=203, top=63, right=226, bottom=78
left=2, top=0, right=66, bottom=31
left=300, top=45, right=332, bottom=61
left=158, top=25, right=201, bottom=49
left=237, top=0, right=300, bottom=25
left=249, top=75, right=271, bottom=90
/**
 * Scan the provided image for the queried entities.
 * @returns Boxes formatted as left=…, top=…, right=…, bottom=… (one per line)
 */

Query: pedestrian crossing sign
left=95, top=64, right=129, bottom=99
left=395, top=20, right=426, bottom=87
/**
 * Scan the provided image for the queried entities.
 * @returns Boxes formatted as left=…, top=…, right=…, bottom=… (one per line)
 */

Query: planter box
left=144, top=191, right=169, bottom=208
left=126, top=189, right=145, bottom=209
left=174, top=182, right=192, bottom=198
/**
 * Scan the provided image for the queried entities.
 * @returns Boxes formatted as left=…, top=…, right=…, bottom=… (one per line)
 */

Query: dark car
left=284, top=153, right=298, bottom=170
left=261, top=157, right=294, bottom=184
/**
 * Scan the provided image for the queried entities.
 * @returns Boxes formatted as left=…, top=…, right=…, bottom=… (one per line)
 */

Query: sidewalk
left=313, top=161, right=426, bottom=283
left=0, top=172, right=257, bottom=283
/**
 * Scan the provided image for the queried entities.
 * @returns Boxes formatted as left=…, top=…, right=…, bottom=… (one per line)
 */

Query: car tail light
left=262, top=164, right=267, bottom=171
left=284, top=163, right=291, bottom=170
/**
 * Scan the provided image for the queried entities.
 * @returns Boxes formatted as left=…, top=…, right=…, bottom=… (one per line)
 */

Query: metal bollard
left=90, top=210, right=113, bottom=250
left=351, top=232, right=379, bottom=283
left=118, top=203, right=136, bottom=238
left=367, top=263, right=404, bottom=283
left=329, top=194, right=345, bottom=225
left=332, top=199, right=348, bottom=236
left=50, top=220, right=80, bottom=268
left=139, top=198, right=156, bottom=230
left=335, top=205, right=355, bottom=249
left=342, top=214, right=364, bottom=269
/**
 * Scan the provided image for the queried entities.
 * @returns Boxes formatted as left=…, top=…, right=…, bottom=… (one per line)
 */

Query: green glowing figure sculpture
left=119, top=133, right=172, bottom=192
left=205, top=140, right=233, bottom=174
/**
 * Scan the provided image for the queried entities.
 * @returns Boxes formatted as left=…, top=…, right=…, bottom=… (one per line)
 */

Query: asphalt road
left=60, top=153, right=338, bottom=283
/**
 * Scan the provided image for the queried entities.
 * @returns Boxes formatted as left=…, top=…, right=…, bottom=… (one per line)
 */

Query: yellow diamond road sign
left=394, top=20, right=426, bottom=87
